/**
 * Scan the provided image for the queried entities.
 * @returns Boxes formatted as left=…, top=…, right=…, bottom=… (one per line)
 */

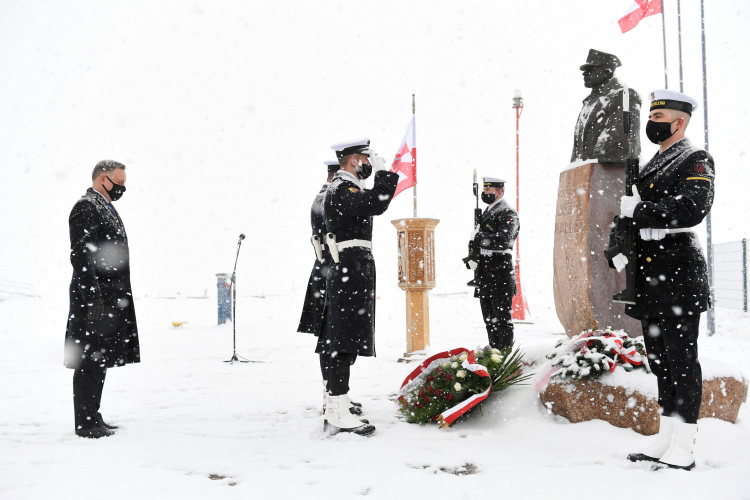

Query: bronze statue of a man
left=571, top=49, right=641, bottom=164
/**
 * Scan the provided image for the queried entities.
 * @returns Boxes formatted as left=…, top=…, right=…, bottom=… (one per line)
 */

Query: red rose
left=446, top=374, right=453, bottom=382
left=427, top=386, right=434, bottom=392
left=424, top=397, right=431, bottom=403
left=446, top=393, right=453, bottom=401
left=435, top=368, right=442, bottom=373
left=435, top=389, right=443, bottom=396
left=426, top=376, right=435, bottom=382
left=415, top=404, right=423, bottom=409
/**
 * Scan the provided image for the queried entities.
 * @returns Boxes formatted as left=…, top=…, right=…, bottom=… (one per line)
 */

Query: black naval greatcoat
left=65, top=188, right=140, bottom=370
left=609, top=138, right=715, bottom=319
left=318, top=170, right=399, bottom=357
left=298, top=183, right=331, bottom=336
left=473, top=198, right=520, bottom=299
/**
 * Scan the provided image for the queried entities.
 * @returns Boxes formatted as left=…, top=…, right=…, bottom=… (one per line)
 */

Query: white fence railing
left=0, top=279, right=40, bottom=299
left=714, top=239, right=748, bottom=312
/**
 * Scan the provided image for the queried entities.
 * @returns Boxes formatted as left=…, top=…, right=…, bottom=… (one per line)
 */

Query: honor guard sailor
left=298, top=160, right=365, bottom=420
left=608, top=90, right=714, bottom=470
left=64, top=160, right=140, bottom=438
left=318, top=138, right=399, bottom=436
left=466, top=177, right=519, bottom=350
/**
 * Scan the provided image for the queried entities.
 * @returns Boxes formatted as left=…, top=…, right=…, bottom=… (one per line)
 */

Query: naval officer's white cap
left=649, top=89, right=699, bottom=116
left=331, top=138, right=371, bottom=159
left=483, top=177, right=506, bottom=187
left=325, top=160, right=340, bottom=172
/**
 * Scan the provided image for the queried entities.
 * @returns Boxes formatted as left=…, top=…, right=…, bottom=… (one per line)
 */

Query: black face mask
left=481, top=192, right=496, bottom=204
left=355, top=161, right=372, bottom=180
left=646, top=119, right=678, bottom=145
left=104, top=175, right=126, bottom=201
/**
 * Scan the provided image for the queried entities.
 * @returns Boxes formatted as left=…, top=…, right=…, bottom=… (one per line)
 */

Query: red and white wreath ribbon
left=531, top=331, right=596, bottom=393
left=397, top=348, right=492, bottom=430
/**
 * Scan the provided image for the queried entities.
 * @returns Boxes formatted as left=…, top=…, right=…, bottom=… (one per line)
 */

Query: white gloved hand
left=469, top=225, right=479, bottom=240
left=369, top=149, right=387, bottom=174
left=620, top=185, right=641, bottom=218
left=468, top=260, right=478, bottom=271
left=612, top=253, right=628, bottom=272
left=640, top=228, right=666, bottom=241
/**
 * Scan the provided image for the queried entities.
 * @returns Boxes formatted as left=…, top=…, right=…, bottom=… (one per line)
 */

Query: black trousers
left=479, top=293, right=514, bottom=349
left=73, top=366, right=107, bottom=430
left=319, top=352, right=357, bottom=396
left=641, top=316, right=702, bottom=423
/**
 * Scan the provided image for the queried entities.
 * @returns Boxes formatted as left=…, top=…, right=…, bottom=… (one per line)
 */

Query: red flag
left=618, top=0, right=662, bottom=34
left=389, top=116, right=416, bottom=198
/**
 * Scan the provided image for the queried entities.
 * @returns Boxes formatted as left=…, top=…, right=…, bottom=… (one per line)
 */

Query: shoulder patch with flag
left=348, top=187, right=360, bottom=193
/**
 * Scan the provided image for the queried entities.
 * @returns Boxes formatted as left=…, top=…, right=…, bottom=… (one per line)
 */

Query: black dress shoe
left=75, top=426, right=114, bottom=439
left=655, top=460, right=695, bottom=471
left=96, top=413, right=118, bottom=430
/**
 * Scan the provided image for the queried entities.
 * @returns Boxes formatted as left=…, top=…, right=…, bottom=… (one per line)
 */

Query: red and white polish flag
left=618, top=0, right=662, bottom=34
left=389, top=115, right=416, bottom=199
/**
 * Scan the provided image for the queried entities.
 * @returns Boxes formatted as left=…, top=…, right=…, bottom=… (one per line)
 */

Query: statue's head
left=580, top=49, right=621, bottom=89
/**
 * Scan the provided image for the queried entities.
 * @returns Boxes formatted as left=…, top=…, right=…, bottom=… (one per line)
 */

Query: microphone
left=239, top=233, right=246, bottom=240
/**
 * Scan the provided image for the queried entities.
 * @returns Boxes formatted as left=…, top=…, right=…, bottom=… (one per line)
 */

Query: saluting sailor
left=318, top=138, right=399, bottom=436
left=466, top=177, right=520, bottom=350
left=298, top=160, right=365, bottom=420
left=609, top=90, right=714, bottom=470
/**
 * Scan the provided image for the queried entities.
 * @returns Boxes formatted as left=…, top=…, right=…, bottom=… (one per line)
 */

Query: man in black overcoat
left=608, top=91, right=713, bottom=470
left=64, top=160, right=140, bottom=438
left=318, top=138, right=398, bottom=436
left=298, top=160, right=363, bottom=418
left=465, top=177, right=520, bottom=349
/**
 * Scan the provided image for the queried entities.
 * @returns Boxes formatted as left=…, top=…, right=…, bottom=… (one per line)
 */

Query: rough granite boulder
left=539, top=358, right=747, bottom=435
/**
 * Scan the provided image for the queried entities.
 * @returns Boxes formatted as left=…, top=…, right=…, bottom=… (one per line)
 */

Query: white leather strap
left=666, top=228, right=694, bottom=234
left=337, top=239, right=373, bottom=251
left=479, top=248, right=513, bottom=256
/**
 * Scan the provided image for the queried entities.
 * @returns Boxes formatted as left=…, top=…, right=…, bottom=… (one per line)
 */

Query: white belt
left=480, top=248, right=513, bottom=256
left=666, top=228, right=694, bottom=234
left=337, top=239, right=373, bottom=251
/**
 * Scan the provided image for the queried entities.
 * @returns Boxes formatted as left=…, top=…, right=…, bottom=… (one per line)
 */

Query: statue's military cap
left=579, top=49, right=622, bottom=71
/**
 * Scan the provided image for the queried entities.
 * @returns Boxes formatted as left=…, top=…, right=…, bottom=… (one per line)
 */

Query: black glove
left=87, top=297, right=105, bottom=322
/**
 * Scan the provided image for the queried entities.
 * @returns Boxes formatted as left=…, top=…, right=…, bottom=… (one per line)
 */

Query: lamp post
left=511, top=89, right=529, bottom=320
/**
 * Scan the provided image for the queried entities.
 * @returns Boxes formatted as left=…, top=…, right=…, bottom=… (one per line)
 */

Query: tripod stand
left=224, top=234, right=258, bottom=364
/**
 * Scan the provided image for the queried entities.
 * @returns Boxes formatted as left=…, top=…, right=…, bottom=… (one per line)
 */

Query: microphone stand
left=224, top=234, right=254, bottom=363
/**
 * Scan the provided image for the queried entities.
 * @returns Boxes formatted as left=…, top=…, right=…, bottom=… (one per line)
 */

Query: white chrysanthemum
left=491, top=353, right=502, bottom=363
left=459, top=353, right=468, bottom=362
left=456, top=370, right=466, bottom=378
left=454, top=383, right=462, bottom=391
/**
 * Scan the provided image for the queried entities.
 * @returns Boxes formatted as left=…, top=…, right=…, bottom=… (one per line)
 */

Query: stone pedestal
left=391, top=218, right=439, bottom=358
left=553, top=162, right=641, bottom=337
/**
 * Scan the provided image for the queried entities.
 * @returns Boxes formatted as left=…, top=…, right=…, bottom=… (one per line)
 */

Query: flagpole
left=412, top=93, right=417, bottom=218
left=700, top=0, right=715, bottom=336
left=677, top=0, right=684, bottom=92
left=661, top=0, right=669, bottom=88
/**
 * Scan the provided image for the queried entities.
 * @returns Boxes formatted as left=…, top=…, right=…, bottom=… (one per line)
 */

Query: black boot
left=75, top=426, right=114, bottom=439
left=96, top=412, right=118, bottom=430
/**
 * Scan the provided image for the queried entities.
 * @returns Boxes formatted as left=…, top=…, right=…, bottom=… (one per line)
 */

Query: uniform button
left=650, top=183, right=654, bottom=188
left=646, top=257, right=652, bottom=262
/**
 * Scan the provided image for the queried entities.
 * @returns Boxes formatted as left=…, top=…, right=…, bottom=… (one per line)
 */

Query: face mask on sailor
left=355, top=156, right=373, bottom=180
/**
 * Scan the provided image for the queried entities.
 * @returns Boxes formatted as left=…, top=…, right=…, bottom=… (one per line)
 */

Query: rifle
left=462, top=169, right=482, bottom=270
left=604, top=86, right=638, bottom=305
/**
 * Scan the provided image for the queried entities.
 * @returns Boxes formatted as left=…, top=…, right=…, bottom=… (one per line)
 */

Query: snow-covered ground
left=1, top=291, right=748, bottom=499
left=2, top=0, right=750, bottom=498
